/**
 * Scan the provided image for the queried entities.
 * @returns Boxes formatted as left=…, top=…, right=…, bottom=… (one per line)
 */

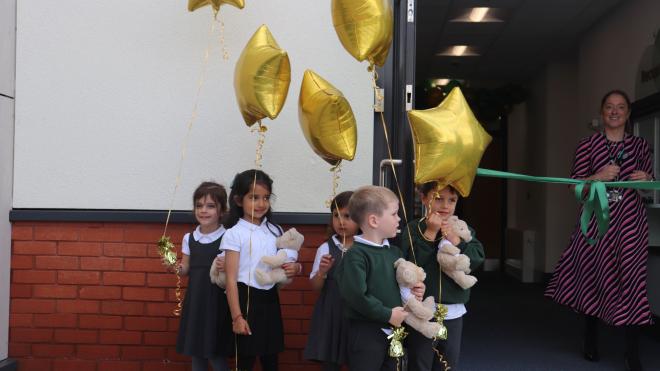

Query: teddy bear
left=393, top=258, right=444, bottom=339
left=254, top=228, right=304, bottom=286
left=209, top=254, right=227, bottom=288
left=436, top=216, right=477, bottom=290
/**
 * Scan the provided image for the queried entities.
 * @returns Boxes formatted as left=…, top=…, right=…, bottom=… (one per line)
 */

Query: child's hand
left=440, top=219, right=461, bottom=246
left=282, top=262, right=302, bottom=278
left=232, top=316, right=251, bottom=336
left=318, top=254, right=335, bottom=275
left=411, top=281, right=425, bottom=301
left=389, top=307, right=408, bottom=327
left=425, top=211, right=443, bottom=235
left=214, top=256, right=225, bottom=272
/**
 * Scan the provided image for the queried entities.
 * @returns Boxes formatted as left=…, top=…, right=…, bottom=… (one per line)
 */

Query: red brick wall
left=9, top=221, right=327, bottom=371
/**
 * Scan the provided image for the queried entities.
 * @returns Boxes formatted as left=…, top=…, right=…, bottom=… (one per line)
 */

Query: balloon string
left=219, top=14, right=229, bottom=61
left=433, top=347, right=451, bottom=371
left=370, top=70, right=417, bottom=265
left=325, top=162, right=343, bottom=207
left=172, top=268, right=183, bottom=316
left=161, top=17, right=218, bottom=239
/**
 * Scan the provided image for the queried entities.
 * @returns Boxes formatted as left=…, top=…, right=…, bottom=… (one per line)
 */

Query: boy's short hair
left=349, top=185, right=398, bottom=226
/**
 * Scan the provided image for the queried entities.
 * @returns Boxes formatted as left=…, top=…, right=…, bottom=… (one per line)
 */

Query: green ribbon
left=476, top=168, right=660, bottom=244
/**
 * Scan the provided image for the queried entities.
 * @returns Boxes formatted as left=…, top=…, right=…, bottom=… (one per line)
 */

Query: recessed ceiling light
left=469, top=7, right=489, bottom=22
left=452, top=45, right=467, bottom=56
left=432, top=79, right=450, bottom=87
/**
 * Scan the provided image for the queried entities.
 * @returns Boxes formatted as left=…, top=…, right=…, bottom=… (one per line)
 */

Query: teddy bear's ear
left=393, top=258, right=404, bottom=268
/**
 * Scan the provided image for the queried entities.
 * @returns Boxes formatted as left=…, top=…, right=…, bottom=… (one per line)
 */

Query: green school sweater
left=400, top=218, right=485, bottom=304
left=335, top=240, right=403, bottom=325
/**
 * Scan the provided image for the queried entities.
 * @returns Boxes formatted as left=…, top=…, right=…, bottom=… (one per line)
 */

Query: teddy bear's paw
left=254, top=269, right=273, bottom=286
left=261, top=250, right=287, bottom=267
left=455, top=254, right=470, bottom=271
left=457, top=274, right=477, bottom=290
left=420, top=322, right=443, bottom=339
left=270, top=268, right=288, bottom=284
left=422, top=296, right=436, bottom=311
left=405, top=298, right=434, bottom=320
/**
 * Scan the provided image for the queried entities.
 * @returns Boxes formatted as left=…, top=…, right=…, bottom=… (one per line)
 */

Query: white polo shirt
left=220, top=218, right=297, bottom=290
left=181, top=225, right=226, bottom=256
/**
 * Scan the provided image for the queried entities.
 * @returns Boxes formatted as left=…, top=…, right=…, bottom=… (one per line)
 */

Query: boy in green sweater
left=336, top=185, right=422, bottom=371
left=401, top=183, right=485, bottom=371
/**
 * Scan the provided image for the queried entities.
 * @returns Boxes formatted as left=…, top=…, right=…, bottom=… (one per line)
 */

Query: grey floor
left=459, top=272, right=660, bottom=371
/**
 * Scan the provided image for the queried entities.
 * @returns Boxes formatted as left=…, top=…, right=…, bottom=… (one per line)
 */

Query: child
left=401, top=182, right=484, bottom=371
left=335, top=185, right=413, bottom=371
left=176, top=181, right=230, bottom=371
left=304, top=191, right=359, bottom=370
left=220, top=169, right=303, bottom=371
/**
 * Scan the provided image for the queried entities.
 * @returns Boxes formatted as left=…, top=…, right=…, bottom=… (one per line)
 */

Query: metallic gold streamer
left=253, top=121, right=267, bottom=169
left=325, top=162, right=343, bottom=208
left=387, top=326, right=407, bottom=358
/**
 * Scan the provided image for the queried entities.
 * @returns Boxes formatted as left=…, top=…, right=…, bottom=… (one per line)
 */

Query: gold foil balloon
left=408, top=87, right=492, bottom=196
left=331, top=0, right=393, bottom=68
left=298, top=70, right=358, bottom=165
left=188, top=0, right=245, bottom=12
left=234, top=25, right=291, bottom=126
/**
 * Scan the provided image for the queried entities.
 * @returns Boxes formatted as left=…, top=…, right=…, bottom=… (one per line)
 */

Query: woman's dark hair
left=417, top=181, right=458, bottom=197
left=192, top=181, right=228, bottom=213
left=224, top=169, right=277, bottom=231
left=600, top=89, right=633, bottom=133
left=327, top=191, right=354, bottom=237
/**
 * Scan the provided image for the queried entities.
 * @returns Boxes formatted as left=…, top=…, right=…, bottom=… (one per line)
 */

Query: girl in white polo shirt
left=221, top=169, right=302, bottom=371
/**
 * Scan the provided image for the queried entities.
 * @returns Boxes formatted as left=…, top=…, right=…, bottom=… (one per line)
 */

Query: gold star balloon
left=407, top=87, right=492, bottom=197
left=234, top=25, right=291, bottom=127
left=188, top=0, right=245, bottom=12
left=298, top=70, right=357, bottom=166
left=331, top=0, right=393, bottom=68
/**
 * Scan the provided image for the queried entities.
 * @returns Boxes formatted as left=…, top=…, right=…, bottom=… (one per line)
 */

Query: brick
left=79, top=226, right=124, bottom=242
left=35, top=256, right=79, bottom=270
left=99, top=330, right=142, bottom=345
left=77, top=344, right=121, bottom=359
left=124, top=227, right=164, bottom=243
left=56, top=299, right=100, bottom=313
left=10, top=284, right=32, bottom=298
left=301, top=319, right=311, bottom=333
left=124, top=258, right=167, bottom=273
left=58, top=271, right=100, bottom=285
left=103, top=272, right=145, bottom=286
left=167, top=287, right=186, bottom=302
left=53, top=359, right=96, bottom=371
left=13, top=270, right=57, bottom=284
left=281, top=278, right=311, bottom=291
left=79, top=286, right=121, bottom=300
left=9, top=313, right=33, bottom=327
left=32, top=343, right=75, bottom=357
left=11, top=255, right=33, bottom=269
left=123, top=287, right=165, bottom=301
left=54, top=329, right=98, bottom=343
left=298, top=248, right=317, bottom=263
left=11, top=298, right=56, bottom=313
left=142, top=361, right=189, bottom=371
left=33, top=313, right=78, bottom=328
left=103, top=242, right=147, bottom=257
left=303, top=291, right=320, bottom=305
left=280, top=349, right=301, bottom=363
left=124, top=316, right=167, bottom=331
left=58, top=242, right=102, bottom=256
left=13, top=241, right=57, bottom=255
left=167, top=317, right=180, bottom=331
left=34, top=225, right=79, bottom=241
left=279, top=291, right=302, bottom=305
left=12, top=225, right=34, bottom=240
left=147, top=273, right=177, bottom=287
left=98, top=361, right=141, bottom=371
left=284, top=334, right=308, bottom=349
left=101, top=301, right=144, bottom=316
left=281, top=304, right=314, bottom=319
left=146, top=302, right=179, bottom=317
left=33, top=285, right=78, bottom=299
left=10, top=328, right=53, bottom=342
left=18, top=358, right=53, bottom=371
left=283, top=319, right=301, bottom=333
left=80, top=256, right=123, bottom=271
left=121, top=345, right=165, bottom=359
left=143, top=331, right=176, bottom=346
left=79, top=314, right=123, bottom=329
left=165, top=347, right=190, bottom=362
left=8, top=342, right=31, bottom=357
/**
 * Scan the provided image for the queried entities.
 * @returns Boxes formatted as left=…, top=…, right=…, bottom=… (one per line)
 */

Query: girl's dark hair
left=192, top=181, right=228, bottom=213
left=600, top=89, right=633, bottom=133
left=327, top=191, right=354, bottom=237
left=417, top=181, right=458, bottom=197
left=224, top=169, right=279, bottom=235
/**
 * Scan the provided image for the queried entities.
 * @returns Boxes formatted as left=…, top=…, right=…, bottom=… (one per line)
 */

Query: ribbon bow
left=387, top=326, right=408, bottom=358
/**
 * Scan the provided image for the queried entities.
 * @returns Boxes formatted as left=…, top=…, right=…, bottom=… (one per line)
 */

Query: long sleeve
left=457, top=227, right=485, bottom=272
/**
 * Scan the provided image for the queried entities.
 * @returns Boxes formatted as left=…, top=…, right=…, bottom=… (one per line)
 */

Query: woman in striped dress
left=545, top=90, right=654, bottom=371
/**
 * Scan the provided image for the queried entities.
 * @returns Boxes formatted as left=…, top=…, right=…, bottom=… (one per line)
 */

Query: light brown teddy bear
left=436, top=216, right=477, bottom=290
left=254, top=228, right=304, bottom=286
left=394, top=258, right=443, bottom=339
left=209, top=228, right=305, bottom=288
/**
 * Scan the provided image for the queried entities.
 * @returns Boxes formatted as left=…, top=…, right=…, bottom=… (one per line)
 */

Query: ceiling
left=415, top=0, right=625, bottom=86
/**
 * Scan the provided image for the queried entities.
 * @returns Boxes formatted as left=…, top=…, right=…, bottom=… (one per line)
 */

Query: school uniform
left=220, top=218, right=296, bottom=358
left=304, top=235, right=350, bottom=367
left=335, top=236, right=403, bottom=371
left=176, top=226, right=231, bottom=358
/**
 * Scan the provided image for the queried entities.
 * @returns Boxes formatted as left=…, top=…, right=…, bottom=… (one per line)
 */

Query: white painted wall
left=0, top=0, right=15, bottom=361
left=13, top=0, right=374, bottom=212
